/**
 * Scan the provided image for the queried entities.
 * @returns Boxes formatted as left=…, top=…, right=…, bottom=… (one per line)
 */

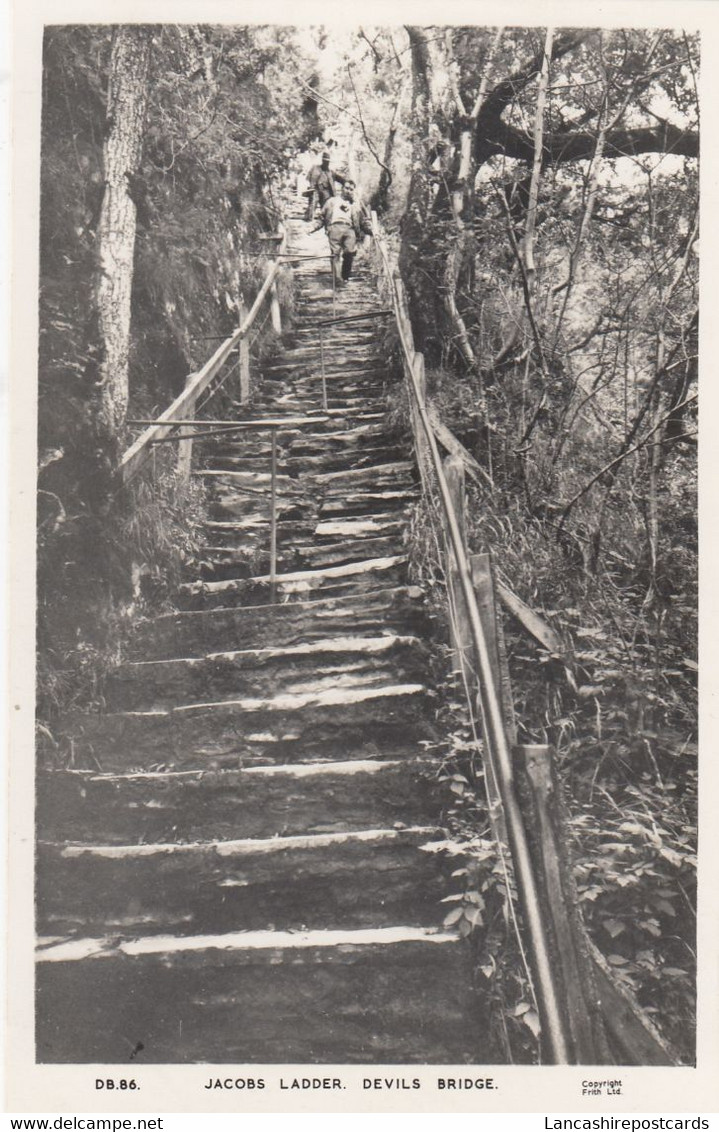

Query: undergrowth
left=37, top=462, right=208, bottom=741
left=403, top=400, right=697, bottom=1064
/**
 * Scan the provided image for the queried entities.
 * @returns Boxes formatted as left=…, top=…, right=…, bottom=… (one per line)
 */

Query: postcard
left=7, top=0, right=718, bottom=1117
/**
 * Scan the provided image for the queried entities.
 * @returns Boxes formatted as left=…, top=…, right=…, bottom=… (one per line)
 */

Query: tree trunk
left=347, top=127, right=359, bottom=182
left=443, top=238, right=476, bottom=368
left=398, top=27, right=445, bottom=354
left=375, top=79, right=407, bottom=213
left=443, top=29, right=504, bottom=370
left=451, top=28, right=503, bottom=225
left=96, top=26, right=153, bottom=439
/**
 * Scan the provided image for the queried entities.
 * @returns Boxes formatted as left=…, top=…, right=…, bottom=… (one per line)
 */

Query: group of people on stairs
left=304, top=150, right=374, bottom=288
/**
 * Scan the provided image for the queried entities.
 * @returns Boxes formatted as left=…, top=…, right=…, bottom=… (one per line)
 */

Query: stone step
left=243, top=402, right=390, bottom=423
left=289, top=421, right=401, bottom=443
left=38, top=826, right=451, bottom=938
left=60, top=683, right=436, bottom=772
left=231, top=403, right=385, bottom=424
left=294, top=282, right=378, bottom=298
left=105, top=635, right=426, bottom=710
left=197, top=534, right=402, bottom=573
left=277, top=381, right=390, bottom=400
left=207, top=422, right=398, bottom=458
left=265, top=349, right=385, bottom=370
left=250, top=391, right=387, bottom=411
left=295, top=285, right=378, bottom=304
left=202, top=463, right=415, bottom=500
left=196, top=469, right=296, bottom=487
left=313, top=514, right=404, bottom=538
left=36, top=930, right=484, bottom=1064
left=197, top=518, right=317, bottom=553
left=319, top=490, right=418, bottom=518
left=290, top=330, right=378, bottom=347
left=250, top=386, right=388, bottom=410
left=204, top=445, right=406, bottom=479
left=35, top=240, right=488, bottom=1067
left=285, top=444, right=407, bottom=467
left=288, top=534, right=402, bottom=569
left=313, top=467, right=415, bottom=494
left=177, top=555, right=408, bottom=610
left=127, top=586, right=429, bottom=661
left=261, top=375, right=388, bottom=397
left=202, top=446, right=407, bottom=475
left=201, top=505, right=408, bottom=542
left=207, top=494, right=317, bottom=524
left=312, top=459, right=413, bottom=482
left=203, top=488, right=413, bottom=533
left=37, top=757, right=448, bottom=844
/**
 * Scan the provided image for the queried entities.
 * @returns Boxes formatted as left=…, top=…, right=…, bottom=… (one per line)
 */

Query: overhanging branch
left=478, top=30, right=588, bottom=125
left=489, top=118, right=698, bottom=164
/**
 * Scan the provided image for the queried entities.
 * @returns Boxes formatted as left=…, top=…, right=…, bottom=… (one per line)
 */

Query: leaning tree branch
left=445, top=28, right=467, bottom=116
left=296, top=74, right=364, bottom=128
left=346, top=63, right=392, bottom=183
left=489, top=118, right=699, bottom=164
left=359, top=28, right=383, bottom=67
left=494, top=184, right=549, bottom=378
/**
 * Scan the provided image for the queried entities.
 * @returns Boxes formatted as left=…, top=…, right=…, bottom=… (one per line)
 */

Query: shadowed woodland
left=37, top=25, right=698, bottom=1062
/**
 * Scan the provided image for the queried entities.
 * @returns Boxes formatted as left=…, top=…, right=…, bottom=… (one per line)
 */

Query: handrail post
left=319, top=326, right=328, bottom=412
left=468, top=552, right=512, bottom=849
left=513, top=742, right=609, bottom=1062
left=270, top=279, right=282, bottom=334
left=443, top=454, right=468, bottom=675
left=120, top=253, right=281, bottom=486
left=269, top=427, right=278, bottom=601
left=238, top=301, right=251, bottom=403
left=176, top=383, right=196, bottom=483
left=411, top=353, right=431, bottom=488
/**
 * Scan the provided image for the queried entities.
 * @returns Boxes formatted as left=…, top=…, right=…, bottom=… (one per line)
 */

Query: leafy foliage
left=37, top=25, right=318, bottom=719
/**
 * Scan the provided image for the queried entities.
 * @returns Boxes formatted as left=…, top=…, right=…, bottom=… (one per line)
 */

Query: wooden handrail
left=120, top=239, right=285, bottom=486
left=127, top=415, right=329, bottom=430
left=371, top=210, right=573, bottom=1063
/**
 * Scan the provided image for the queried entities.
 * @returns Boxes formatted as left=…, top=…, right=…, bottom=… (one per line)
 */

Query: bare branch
left=523, top=28, right=553, bottom=296
left=346, top=63, right=392, bottom=183
left=296, top=74, right=363, bottom=128
left=558, top=393, right=697, bottom=524
left=470, top=28, right=505, bottom=118
left=358, top=28, right=383, bottom=67
left=493, top=184, right=549, bottom=377
left=444, top=28, right=467, bottom=116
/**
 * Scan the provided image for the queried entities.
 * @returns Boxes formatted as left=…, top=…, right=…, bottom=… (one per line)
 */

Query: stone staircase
left=36, top=215, right=485, bottom=1064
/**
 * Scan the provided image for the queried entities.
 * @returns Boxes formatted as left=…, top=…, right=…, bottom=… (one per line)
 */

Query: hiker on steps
left=304, top=151, right=345, bottom=220
left=314, top=180, right=373, bottom=288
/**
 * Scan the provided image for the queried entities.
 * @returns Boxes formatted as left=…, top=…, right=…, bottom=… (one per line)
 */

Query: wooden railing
left=120, top=231, right=287, bottom=486
left=370, top=212, right=676, bottom=1066
left=134, top=413, right=329, bottom=591
left=370, top=211, right=576, bottom=1063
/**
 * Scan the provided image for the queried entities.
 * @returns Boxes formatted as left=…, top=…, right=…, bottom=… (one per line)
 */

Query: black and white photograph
left=7, top=1, right=715, bottom=1113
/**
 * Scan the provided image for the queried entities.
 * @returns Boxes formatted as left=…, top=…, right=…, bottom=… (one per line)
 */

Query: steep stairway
left=36, top=216, right=485, bottom=1064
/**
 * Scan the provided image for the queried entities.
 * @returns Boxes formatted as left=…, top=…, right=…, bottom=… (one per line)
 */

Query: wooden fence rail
left=370, top=211, right=575, bottom=1064
left=120, top=232, right=286, bottom=486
